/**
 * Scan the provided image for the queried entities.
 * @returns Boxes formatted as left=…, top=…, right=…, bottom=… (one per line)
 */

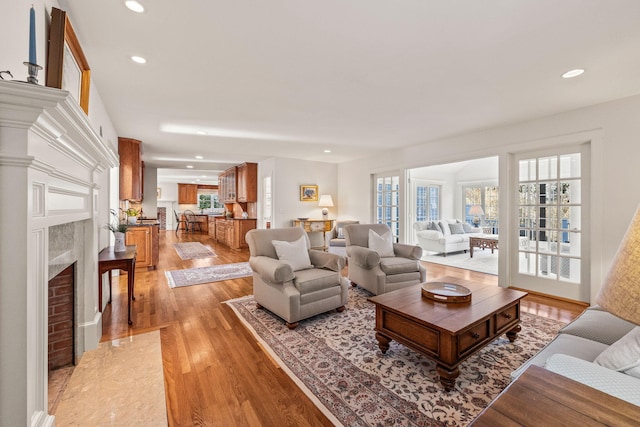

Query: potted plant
left=125, top=207, right=140, bottom=224
left=106, top=212, right=129, bottom=252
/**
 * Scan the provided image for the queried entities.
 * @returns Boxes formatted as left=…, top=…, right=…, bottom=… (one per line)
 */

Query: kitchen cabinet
left=178, top=183, right=198, bottom=204
left=215, top=218, right=256, bottom=250
left=125, top=224, right=159, bottom=270
left=208, top=216, right=217, bottom=237
left=237, top=162, right=257, bottom=202
left=118, top=137, right=143, bottom=201
left=219, top=166, right=237, bottom=203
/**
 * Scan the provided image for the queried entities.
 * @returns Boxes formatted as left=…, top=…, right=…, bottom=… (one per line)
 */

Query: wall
left=142, top=165, right=158, bottom=218
left=258, top=157, right=338, bottom=247
left=338, top=94, right=640, bottom=302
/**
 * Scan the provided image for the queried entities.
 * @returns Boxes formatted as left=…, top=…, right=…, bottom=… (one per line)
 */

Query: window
left=517, top=153, right=582, bottom=284
left=415, top=183, right=440, bottom=221
left=463, top=185, right=499, bottom=233
left=374, top=174, right=400, bottom=241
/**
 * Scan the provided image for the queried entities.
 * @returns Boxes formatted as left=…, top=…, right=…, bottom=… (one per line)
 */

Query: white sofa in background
left=413, top=219, right=484, bottom=256
left=511, top=305, right=640, bottom=406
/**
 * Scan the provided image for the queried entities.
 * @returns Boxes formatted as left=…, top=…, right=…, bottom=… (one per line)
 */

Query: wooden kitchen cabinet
left=118, top=137, right=143, bottom=201
left=208, top=216, right=216, bottom=237
left=219, top=166, right=237, bottom=203
left=177, top=183, right=198, bottom=204
left=237, top=162, right=257, bottom=202
left=125, top=225, right=158, bottom=270
left=215, top=218, right=256, bottom=250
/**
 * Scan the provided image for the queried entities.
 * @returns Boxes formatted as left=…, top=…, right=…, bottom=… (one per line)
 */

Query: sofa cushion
left=462, top=223, right=473, bottom=233
left=545, top=354, right=640, bottom=406
left=449, top=223, right=465, bottom=234
left=439, top=220, right=451, bottom=237
left=559, top=307, right=637, bottom=345
left=511, top=334, right=609, bottom=380
left=379, top=257, right=420, bottom=275
left=369, top=229, right=395, bottom=257
left=593, top=326, right=640, bottom=379
left=272, top=236, right=313, bottom=271
left=293, top=267, right=340, bottom=294
left=427, top=221, right=441, bottom=233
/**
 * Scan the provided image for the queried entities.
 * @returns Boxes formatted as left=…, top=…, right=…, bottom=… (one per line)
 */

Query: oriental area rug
left=173, top=242, right=217, bottom=260
left=226, top=287, right=564, bottom=426
left=166, top=262, right=252, bottom=288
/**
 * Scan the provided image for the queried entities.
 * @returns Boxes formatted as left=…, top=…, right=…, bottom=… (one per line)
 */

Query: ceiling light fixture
left=196, top=131, right=207, bottom=135
left=186, top=165, right=193, bottom=169
left=195, top=155, right=204, bottom=159
left=125, top=1, right=144, bottom=13
left=131, top=56, right=146, bottom=64
left=324, top=149, right=331, bottom=153
left=562, top=69, right=585, bottom=79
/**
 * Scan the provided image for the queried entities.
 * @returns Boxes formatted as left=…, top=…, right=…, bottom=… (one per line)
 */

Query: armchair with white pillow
left=343, top=223, right=426, bottom=295
left=326, top=220, right=359, bottom=256
left=246, top=227, right=349, bottom=329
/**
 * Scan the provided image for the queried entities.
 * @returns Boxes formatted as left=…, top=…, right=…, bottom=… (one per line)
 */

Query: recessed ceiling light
left=131, top=56, right=146, bottom=64
left=201, top=175, right=206, bottom=178
left=562, top=69, right=585, bottom=79
left=186, top=165, right=193, bottom=169
left=195, top=155, right=204, bottom=159
left=125, top=1, right=144, bottom=13
left=324, top=149, right=331, bottom=153
left=196, top=131, right=207, bottom=135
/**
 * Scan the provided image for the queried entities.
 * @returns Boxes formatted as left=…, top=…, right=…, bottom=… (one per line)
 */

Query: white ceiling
left=61, top=0, right=640, bottom=184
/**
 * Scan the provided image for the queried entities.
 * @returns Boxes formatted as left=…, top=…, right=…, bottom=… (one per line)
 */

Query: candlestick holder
left=23, top=61, right=43, bottom=85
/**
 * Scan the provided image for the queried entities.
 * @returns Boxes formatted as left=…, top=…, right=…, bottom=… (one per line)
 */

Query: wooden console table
left=470, top=364, right=640, bottom=426
left=292, top=219, right=334, bottom=250
left=98, top=245, right=137, bottom=325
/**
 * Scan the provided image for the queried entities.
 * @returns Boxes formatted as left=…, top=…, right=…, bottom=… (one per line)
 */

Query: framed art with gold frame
left=46, top=7, right=91, bottom=114
left=300, top=185, right=318, bottom=202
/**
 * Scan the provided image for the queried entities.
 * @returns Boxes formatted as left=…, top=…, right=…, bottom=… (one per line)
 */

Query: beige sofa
left=413, top=219, right=484, bottom=256
left=246, top=227, right=349, bottom=329
left=512, top=305, right=640, bottom=406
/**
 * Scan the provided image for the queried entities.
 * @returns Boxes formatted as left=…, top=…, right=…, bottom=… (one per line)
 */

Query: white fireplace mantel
left=0, top=81, right=118, bottom=427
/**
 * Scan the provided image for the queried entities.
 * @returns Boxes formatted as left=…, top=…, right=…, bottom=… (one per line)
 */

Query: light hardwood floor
left=101, top=230, right=586, bottom=426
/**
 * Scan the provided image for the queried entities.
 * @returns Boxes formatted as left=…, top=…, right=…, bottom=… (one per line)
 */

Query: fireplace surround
left=0, top=81, right=118, bottom=426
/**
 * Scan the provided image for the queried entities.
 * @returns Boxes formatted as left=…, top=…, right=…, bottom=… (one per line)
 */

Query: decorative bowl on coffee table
left=421, top=281, right=472, bottom=303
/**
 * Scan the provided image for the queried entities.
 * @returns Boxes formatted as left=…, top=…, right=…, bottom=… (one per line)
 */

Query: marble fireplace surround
left=0, top=81, right=118, bottom=427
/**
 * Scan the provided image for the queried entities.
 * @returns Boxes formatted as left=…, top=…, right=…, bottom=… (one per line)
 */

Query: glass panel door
left=512, top=148, right=588, bottom=301
left=374, top=173, right=400, bottom=242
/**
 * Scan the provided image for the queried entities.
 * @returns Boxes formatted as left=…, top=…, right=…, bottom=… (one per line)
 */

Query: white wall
left=259, top=157, right=338, bottom=248
left=338, top=94, right=640, bottom=301
left=142, top=165, right=158, bottom=218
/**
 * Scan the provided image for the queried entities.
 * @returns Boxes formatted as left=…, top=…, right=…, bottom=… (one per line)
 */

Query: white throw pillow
left=272, top=236, right=313, bottom=271
left=368, top=229, right=394, bottom=257
left=337, top=227, right=344, bottom=239
left=593, top=326, right=640, bottom=379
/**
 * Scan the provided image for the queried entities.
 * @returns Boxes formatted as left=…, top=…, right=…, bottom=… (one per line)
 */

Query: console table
left=98, top=245, right=137, bottom=325
left=292, top=219, right=334, bottom=251
left=471, top=364, right=640, bottom=425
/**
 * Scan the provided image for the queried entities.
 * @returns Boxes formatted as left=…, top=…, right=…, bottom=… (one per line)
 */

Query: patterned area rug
left=226, top=287, right=564, bottom=426
left=166, top=262, right=252, bottom=288
left=173, top=242, right=217, bottom=260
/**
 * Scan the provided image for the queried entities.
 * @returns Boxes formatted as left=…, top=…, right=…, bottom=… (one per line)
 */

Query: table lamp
left=595, top=205, right=640, bottom=324
left=469, top=205, right=484, bottom=226
left=318, top=195, right=334, bottom=220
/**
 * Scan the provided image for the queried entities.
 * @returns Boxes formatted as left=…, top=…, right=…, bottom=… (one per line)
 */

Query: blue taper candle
left=29, top=5, right=36, bottom=64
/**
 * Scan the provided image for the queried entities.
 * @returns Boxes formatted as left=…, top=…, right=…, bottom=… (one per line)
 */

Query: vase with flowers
left=107, top=209, right=129, bottom=252
left=126, top=207, right=140, bottom=224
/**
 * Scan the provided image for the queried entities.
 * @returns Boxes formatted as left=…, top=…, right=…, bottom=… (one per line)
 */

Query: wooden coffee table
left=368, top=277, right=527, bottom=391
left=469, top=235, right=498, bottom=258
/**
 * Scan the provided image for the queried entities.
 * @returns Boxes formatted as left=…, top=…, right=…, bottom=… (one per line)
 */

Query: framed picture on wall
left=46, top=7, right=91, bottom=114
left=300, top=185, right=318, bottom=201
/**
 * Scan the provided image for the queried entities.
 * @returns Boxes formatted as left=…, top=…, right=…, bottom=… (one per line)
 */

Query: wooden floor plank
left=101, top=230, right=585, bottom=426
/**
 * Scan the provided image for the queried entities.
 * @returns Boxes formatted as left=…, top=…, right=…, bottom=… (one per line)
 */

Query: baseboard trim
left=508, top=286, right=589, bottom=307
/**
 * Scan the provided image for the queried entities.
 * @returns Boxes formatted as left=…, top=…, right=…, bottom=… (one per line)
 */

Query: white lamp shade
left=468, top=205, right=484, bottom=216
left=596, top=205, right=640, bottom=324
left=318, top=195, right=334, bottom=207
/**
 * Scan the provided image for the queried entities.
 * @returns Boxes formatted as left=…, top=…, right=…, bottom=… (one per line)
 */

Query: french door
left=511, top=145, right=590, bottom=301
left=374, top=173, right=401, bottom=242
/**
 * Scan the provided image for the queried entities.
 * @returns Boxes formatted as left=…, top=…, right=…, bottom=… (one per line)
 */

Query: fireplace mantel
left=0, top=80, right=118, bottom=427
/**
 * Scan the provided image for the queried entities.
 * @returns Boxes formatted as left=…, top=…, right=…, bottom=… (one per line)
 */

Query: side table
left=98, top=245, right=137, bottom=325
left=292, top=219, right=334, bottom=250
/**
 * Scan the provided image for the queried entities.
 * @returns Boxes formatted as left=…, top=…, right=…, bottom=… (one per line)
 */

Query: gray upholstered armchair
left=246, top=227, right=349, bottom=329
left=326, top=220, right=360, bottom=256
left=344, top=223, right=426, bottom=295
